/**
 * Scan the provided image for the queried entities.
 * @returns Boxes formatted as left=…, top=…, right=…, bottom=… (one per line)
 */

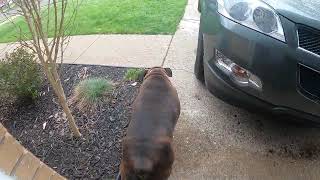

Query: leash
left=160, top=35, right=174, bottom=67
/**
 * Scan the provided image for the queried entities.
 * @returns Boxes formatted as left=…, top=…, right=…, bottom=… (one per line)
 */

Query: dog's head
left=120, top=137, right=174, bottom=180
left=138, top=67, right=172, bottom=82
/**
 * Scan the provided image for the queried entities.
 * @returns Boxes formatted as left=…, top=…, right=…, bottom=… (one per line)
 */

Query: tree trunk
left=12, top=0, right=82, bottom=137
left=45, top=66, right=81, bottom=137
left=57, top=91, right=81, bottom=137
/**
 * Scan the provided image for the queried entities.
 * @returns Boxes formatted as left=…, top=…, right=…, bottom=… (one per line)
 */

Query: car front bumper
left=201, top=9, right=320, bottom=121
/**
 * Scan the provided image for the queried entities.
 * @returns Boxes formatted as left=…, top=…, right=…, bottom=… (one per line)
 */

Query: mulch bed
left=0, top=64, right=140, bottom=179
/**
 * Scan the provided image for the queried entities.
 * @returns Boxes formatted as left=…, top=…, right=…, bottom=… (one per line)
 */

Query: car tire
left=194, top=29, right=205, bottom=82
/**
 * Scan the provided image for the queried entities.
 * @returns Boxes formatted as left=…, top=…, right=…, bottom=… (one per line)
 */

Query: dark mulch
left=0, top=64, right=140, bottom=179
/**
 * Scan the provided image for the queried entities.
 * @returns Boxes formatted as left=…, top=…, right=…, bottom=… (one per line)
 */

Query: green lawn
left=0, top=0, right=187, bottom=43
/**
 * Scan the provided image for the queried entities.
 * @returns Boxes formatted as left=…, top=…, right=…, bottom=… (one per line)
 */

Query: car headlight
left=217, top=0, right=285, bottom=42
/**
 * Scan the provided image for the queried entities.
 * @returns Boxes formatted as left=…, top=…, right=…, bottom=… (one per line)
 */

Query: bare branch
left=49, top=0, right=58, bottom=57
left=2, top=0, right=82, bottom=137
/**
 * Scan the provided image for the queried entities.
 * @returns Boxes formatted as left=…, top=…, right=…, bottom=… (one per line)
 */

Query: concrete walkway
left=0, top=35, right=172, bottom=67
left=62, top=35, right=173, bottom=67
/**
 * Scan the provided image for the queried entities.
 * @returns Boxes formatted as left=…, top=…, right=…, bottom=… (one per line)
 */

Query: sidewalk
left=0, top=35, right=172, bottom=68
left=63, top=35, right=172, bottom=67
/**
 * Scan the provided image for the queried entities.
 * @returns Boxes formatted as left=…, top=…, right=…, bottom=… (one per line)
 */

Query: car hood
left=263, top=0, right=320, bottom=29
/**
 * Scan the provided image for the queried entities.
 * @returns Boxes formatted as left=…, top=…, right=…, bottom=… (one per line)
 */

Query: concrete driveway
left=167, top=0, right=320, bottom=179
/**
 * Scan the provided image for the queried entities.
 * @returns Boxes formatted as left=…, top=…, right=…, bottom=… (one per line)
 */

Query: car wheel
left=194, top=29, right=205, bottom=82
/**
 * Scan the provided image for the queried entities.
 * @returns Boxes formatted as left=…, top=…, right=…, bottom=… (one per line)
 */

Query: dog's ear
left=164, top=68, right=172, bottom=77
left=138, top=69, right=148, bottom=82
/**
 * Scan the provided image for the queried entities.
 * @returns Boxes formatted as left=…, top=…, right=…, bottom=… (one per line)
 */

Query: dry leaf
left=42, top=122, right=47, bottom=130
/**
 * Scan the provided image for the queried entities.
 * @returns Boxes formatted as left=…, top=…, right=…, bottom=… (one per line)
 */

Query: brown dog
left=120, top=67, right=180, bottom=180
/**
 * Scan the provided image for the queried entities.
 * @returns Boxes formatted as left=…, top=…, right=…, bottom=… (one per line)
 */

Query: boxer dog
left=120, top=67, right=180, bottom=180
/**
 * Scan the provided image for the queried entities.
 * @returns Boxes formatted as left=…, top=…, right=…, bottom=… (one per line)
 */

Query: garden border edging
left=0, top=123, right=66, bottom=180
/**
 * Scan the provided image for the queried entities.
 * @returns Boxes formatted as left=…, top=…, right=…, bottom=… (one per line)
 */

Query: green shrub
left=124, top=68, right=144, bottom=81
left=0, top=48, right=42, bottom=103
left=73, top=77, right=114, bottom=111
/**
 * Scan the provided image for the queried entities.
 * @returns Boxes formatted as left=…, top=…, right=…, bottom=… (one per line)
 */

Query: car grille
left=299, top=65, right=320, bottom=101
left=298, top=26, right=320, bottom=56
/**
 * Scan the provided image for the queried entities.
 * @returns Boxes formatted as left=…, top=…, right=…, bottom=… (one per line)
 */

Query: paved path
left=0, top=35, right=173, bottom=67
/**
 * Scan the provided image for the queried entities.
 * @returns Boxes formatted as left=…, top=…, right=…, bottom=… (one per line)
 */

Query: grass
left=0, top=0, right=187, bottom=43
left=73, top=77, right=114, bottom=111
left=124, top=68, right=145, bottom=81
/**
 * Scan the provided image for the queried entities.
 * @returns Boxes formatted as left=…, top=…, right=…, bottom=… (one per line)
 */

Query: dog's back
left=128, top=68, right=180, bottom=139
left=120, top=68, right=180, bottom=180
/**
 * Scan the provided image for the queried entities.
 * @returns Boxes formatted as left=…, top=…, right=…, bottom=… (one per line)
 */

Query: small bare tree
left=8, top=0, right=81, bottom=137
